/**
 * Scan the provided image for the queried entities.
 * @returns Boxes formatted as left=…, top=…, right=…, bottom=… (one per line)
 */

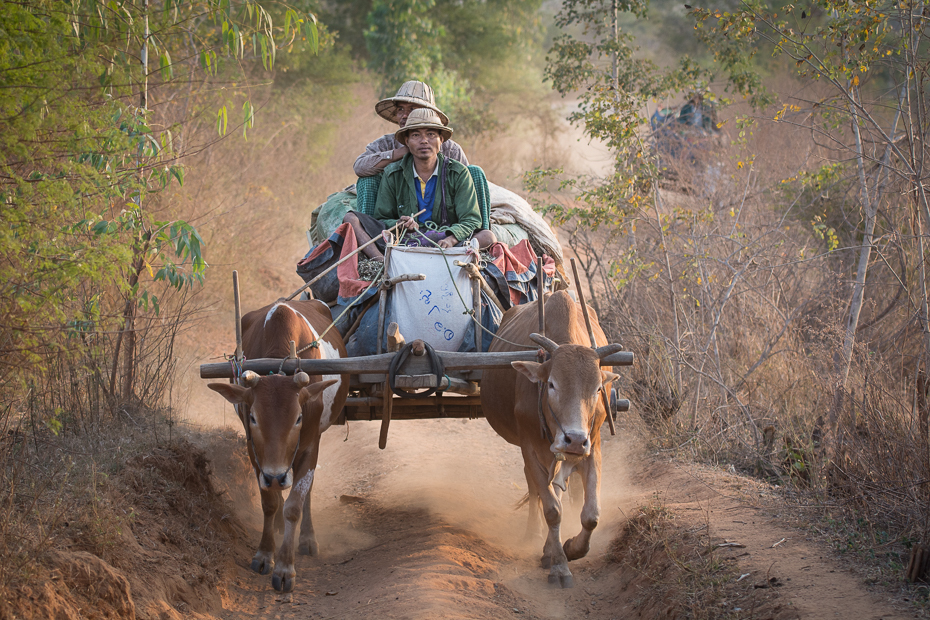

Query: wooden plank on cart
left=393, top=374, right=479, bottom=395
left=343, top=395, right=484, bottom=420
left=200, top=350, right=634, bottom=379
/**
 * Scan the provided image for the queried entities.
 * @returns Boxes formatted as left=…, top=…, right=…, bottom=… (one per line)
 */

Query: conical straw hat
left=376, top=81, right=450, bottom=125
left=394, top=108, right=453, bottom=145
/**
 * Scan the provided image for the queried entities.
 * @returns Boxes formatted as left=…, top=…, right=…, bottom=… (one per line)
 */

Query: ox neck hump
left=545, top=291, right=589, bottom=344
left=263, top=302, right=320, bottom=347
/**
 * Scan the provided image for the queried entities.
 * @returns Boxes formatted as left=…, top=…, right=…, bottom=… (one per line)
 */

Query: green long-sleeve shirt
left=373, top=153, right=481, bottom=243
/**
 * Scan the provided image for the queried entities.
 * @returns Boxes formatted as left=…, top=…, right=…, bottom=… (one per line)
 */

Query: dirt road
left=207, top=416, right=911, bottom=620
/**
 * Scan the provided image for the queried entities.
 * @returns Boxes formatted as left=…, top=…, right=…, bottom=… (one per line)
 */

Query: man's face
left=406, top=129, right=442, bottom=162
left=396, top=102, right=424, bottom=128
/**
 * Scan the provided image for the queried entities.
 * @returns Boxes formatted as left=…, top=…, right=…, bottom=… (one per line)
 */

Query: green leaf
left=307, top=20, right=318, bottom=54
left=169, top=165, right=184, bottom=187
left=242, top=101, right=254, bottom=139
left=216, top=105, right=228, bottom=136
left=159, top=50, right=172, bottom=80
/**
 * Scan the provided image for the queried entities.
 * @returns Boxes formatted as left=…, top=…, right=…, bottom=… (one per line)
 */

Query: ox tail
left=513, top=492, right=530, bottom=511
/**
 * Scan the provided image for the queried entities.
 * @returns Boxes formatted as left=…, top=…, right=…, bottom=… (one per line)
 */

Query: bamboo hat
left=376, top=81, right=450, bottom=126
left=394, top=108, right=453, bottom=145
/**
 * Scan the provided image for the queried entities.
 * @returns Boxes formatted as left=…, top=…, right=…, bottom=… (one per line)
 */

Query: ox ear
left=511, top=361, right=545, bottom=384
left=208, top=383, right=251, bottom=406
left=299, top=378, right=338, bottom=406
left=600, top=370, right=619, bottom=387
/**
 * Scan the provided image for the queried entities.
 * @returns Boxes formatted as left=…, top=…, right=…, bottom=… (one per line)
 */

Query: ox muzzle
left=551, top=429, right=591, bottom=458
left=258, top=469, right=293, bottom=490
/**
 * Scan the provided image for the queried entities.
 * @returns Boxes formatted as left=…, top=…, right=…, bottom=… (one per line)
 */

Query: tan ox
left=481, top=290, right=620, bottom=588
left=208, top=300, right=349, bottom=592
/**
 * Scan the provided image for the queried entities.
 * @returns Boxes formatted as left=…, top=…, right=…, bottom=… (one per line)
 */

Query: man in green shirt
left=346, top=108, right=494, bottom=259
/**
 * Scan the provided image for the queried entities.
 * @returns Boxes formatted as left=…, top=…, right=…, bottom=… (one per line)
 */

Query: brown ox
left=208, top=300, right=349, bottom=592
left=480, top=290, right=620, bottom=588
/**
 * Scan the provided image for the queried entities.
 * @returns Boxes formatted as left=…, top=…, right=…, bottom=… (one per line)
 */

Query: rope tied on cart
left=388, top=341, right=445, bottom=399
left=225, top=353, right=246, bottom=380
left=274, top=262, right=386, bottom=375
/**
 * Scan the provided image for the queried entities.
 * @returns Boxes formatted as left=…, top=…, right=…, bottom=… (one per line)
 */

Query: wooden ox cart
left=198, top=234, right=635, bottom=593
left=199, top=236, right=633, bottom=448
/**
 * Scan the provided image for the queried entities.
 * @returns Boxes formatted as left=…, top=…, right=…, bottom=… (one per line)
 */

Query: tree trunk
left=653, top=189, right=682, bottom=395
left=110, top=239, right=148, bottom=403
left=827, top=87, right=877, bottom=459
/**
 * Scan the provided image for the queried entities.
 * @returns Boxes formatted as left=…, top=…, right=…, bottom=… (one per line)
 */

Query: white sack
left=487, top=181, right=564, bottom=268
left=387, top=246, right=474, bottom=352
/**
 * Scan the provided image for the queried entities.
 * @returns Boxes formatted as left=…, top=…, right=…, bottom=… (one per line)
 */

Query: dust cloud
left=310, top=418, right=637, bottom=558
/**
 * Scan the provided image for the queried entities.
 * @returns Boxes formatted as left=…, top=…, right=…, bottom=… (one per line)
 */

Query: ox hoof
left=272, top=573, right=295, bottom=593
left=563, top=537, right=590, bottom=561
left=251, top=556, right=273, bottom=575
left=548, top=571, right=574, bottom=589
left=298, top=539, right=319, bottom=556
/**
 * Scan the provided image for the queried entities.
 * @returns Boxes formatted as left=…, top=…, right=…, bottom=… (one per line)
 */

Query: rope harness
left=388, top=341, right=446, bottom=399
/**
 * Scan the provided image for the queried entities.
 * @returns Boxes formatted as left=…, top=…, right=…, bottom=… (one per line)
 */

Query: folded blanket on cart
left=296, top=222, right=374, bottom=301
left=482, top=240, right=556, bottom=309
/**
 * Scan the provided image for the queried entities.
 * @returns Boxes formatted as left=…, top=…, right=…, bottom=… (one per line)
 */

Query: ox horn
left=241, top=370, right=260, bottom=387
left=529, top=333, right=558, bottom=353
left=595, top=344, right=624, bottom=359
left=294, top=371, right=310, bottom=387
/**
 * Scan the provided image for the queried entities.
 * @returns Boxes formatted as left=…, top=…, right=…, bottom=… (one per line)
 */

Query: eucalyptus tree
left=0, top=0, right=320, bottom=419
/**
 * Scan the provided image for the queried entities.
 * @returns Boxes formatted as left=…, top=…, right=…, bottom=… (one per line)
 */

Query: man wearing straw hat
left=344, top=108, right=494, bottom=260
left=353, top=80, right=468, bottom=177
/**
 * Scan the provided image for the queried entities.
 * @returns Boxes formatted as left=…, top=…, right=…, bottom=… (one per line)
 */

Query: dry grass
left=541, top=85, right=930, bottom=590
left=606, top=497, right=787, bottom=619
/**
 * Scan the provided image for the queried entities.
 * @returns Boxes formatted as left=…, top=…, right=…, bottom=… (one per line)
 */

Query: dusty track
left=207, top=416, right=910, bottom=620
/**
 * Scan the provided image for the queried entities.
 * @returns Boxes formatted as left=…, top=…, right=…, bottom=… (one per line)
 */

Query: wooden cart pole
left=537, top=256, right=546, bottom=336
left=472, top=248, right=482, bottom=354
left=378, top=245, right=394, bottom=449
left=232, top=270, right=244, bottom=426
left=233, top=270, right=243, bottom=364
left=569, top=258, right=616, bottom=436
left=537, top=256, right=546, bottom=364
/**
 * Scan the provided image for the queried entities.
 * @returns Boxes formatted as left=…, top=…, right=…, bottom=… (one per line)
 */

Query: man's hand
left=438, top=234, right=458, bottom=249
left=398, top=215, right=419, bottom=231
left=392, top=146, right=409, bottom=161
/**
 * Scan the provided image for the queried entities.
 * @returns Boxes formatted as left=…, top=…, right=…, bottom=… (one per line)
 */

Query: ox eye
left=295, top=415, right=302, bottom=426
left=548, top=381, right=555, bottom=391
left=249, top=413, right=256, bottom=425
